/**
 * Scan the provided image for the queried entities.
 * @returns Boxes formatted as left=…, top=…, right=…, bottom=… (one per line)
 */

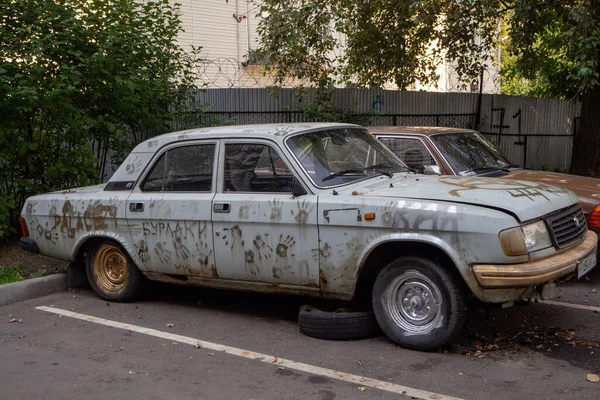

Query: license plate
left=577, top=249, right=597, bottom=279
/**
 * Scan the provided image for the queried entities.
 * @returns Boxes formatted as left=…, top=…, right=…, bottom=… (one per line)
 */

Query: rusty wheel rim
left=93, top=244, right=129, bottom=292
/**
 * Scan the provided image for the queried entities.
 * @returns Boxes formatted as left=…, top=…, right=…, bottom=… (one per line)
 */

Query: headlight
left=521, top=220, right=552, bottom=252
left=499, top=220, right=552, bottom=256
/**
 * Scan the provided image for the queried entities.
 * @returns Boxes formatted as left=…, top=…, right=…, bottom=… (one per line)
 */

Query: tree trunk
left=569, top=84, right=600, bottom=177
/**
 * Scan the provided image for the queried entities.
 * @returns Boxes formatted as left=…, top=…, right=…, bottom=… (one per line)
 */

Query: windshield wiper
left=322, top=163, right=395, bottom=182
left=461, top=165, right=511, bottom=175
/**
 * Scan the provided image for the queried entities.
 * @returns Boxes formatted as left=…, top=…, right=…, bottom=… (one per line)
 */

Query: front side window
left=430, top=132, right=513, bottom=176
left=378, top=137, right=437, bottom=173
left=224, top=143, right=294, bottom=192
left=141, top=144, right=215, bottom=192
left=286, top=128, right=409, bottom=187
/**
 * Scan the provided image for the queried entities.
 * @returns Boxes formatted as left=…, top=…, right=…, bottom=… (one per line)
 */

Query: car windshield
left=286, top=128, right=409, bottom=187
left=430, top=132, right=514, bottom=176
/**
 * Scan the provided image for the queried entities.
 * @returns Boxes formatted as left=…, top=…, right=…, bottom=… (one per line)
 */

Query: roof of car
left=368, top=126, right=475, bottom=136
left=132, top=123, right=360, bottom=153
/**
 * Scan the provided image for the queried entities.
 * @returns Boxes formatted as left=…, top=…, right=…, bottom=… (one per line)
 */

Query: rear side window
left=141, top=144, right=215, bottom=192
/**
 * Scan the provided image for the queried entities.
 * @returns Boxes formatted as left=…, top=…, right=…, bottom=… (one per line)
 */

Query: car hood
left=343, top=175, right=578, bottom=222
left=503, top=169, right=600, bottom=214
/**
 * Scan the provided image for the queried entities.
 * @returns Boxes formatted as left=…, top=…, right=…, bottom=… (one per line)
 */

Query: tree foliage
left=0, top=0, right=200, bottom=236
left=256, top=0, right=599, bottom=94
left=255, top=0, right=600, bottom=175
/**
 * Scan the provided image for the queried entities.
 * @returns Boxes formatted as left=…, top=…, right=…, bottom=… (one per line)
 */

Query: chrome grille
left=546, top=204, right=587, bottom=248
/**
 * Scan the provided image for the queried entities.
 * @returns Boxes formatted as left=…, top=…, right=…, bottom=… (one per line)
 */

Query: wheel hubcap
left=93, top=244, right=129, bottom=291
left=385, top=270, right=443, bottom=334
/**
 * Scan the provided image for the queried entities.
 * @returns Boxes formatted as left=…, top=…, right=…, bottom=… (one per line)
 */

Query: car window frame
left=375, top=135, right=439, bottom=171
left=137, top=140, right=219, bottom=193
left=218, top=138, right=303, bottom=195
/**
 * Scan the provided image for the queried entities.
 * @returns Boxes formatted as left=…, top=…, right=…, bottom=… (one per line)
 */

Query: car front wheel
left=372, top=256, right=466, bottom=351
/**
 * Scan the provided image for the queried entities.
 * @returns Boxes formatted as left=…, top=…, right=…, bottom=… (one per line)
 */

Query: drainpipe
left=245, top=0, right=252, bottom=54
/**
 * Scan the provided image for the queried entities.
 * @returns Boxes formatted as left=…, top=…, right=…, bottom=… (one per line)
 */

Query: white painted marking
left=539, top=300, right=600, bottom=313
left=36, top=306, right=461, bottom=400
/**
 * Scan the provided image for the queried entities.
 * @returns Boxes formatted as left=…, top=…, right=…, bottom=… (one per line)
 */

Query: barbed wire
left=196, top=57, right=502, bottom=94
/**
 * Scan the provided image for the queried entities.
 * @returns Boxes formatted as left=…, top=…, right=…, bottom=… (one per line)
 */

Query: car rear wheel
left=372, top=256, right=466, bottom=351
left=86, top=241, right=145, bottom=302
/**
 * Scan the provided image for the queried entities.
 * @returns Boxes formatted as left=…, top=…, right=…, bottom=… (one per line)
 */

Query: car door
left=126, top=141, right=218, bottom=278
left=212, top=139, right=320, bottom=287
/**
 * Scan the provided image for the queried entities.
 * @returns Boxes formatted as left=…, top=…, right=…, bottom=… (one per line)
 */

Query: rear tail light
left=19, top=218, right=29, bottom=237
left=589, top=205, right=600, bottom=229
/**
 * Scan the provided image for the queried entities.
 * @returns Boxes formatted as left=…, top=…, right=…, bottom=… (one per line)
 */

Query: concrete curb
left=0, top=273, right=68, bottom=306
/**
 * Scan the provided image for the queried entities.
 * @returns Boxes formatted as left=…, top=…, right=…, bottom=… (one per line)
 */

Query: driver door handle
left=213, top=202, right=231, bottom=213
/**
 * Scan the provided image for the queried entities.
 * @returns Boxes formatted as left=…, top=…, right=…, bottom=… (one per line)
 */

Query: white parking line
left=539, top=300, right=600, bottom=313
left=36, top=306, right=462, bottom=400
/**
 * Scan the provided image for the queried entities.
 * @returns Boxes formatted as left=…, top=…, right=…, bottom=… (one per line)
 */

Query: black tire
left=372, top=256, right=467, bottom=351
left=86, top=240, right=146, bottom=302
left=298, top=305, right=381, bottom=340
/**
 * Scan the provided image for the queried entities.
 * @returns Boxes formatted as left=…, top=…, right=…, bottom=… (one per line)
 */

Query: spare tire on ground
left=298, top=305, right=380, bottom=340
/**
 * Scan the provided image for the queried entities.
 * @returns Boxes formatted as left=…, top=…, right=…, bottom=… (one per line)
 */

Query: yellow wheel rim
left=93, top=244, right=129, bottom=292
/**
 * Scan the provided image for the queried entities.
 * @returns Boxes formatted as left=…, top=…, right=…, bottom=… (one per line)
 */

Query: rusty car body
left=19, top=123, right=597, bottom=350
left=369, top=126, right=600, bottom=237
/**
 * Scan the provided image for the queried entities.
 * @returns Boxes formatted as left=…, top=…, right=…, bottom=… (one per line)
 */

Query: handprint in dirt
left=292, top=199, right=314, bottom=224
left=276, top=235, right=296, bottom=258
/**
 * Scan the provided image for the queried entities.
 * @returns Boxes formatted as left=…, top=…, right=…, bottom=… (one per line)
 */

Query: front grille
left=546, top=204, right=587, bottom=248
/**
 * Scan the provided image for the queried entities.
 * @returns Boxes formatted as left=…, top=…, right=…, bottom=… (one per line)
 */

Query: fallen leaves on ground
left=587, top=374, right=599, bottom=382
left=166, top=323, right=175, bottom=328
left=357, top=387, right=366, bottom=392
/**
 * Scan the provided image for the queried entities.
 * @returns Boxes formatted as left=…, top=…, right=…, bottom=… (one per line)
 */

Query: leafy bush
left=0, top=0, right=202, bottom=237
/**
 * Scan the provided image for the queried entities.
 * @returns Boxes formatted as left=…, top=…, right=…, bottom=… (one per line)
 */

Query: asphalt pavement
left=1, top=267, right=599, bottom=400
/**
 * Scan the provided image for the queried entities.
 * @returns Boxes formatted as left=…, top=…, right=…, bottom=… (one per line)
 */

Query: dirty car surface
left=20, top=123, right=597, bottom=351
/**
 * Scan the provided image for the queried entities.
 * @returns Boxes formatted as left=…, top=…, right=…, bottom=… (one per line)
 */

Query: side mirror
left=423, top=165, right=441, bottom=175
left=292, top=179, right=308, bottom=197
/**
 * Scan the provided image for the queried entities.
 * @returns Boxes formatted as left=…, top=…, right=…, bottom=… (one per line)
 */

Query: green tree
left=255, top=0, right=600, bottom=176
left=0, top=0, right=201, bottom=236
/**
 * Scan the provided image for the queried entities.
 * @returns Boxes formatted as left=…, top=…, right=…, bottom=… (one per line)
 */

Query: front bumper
left=472, top=230, right=597, bottom=289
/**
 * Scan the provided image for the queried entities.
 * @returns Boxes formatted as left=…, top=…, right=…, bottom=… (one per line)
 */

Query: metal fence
left=172, top=88, right=579, bottom=171
left=172, top=111, right=477, bottom=131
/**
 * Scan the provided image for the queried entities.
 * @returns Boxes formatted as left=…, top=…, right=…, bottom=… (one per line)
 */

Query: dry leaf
left=8, top=318, right=17, bottom=323
left=194, top=343, right=202, bottom=349
left=587, top=374, right=600, bottom=382
left=208, top=352, right=215, bottom=356
left=358, top=387, right=366, bottom=392
left=271, top=357, right=278, bottom=363
left=592, top=289, right=597, bottom=293
left=128, top=371, right=135, bottom=375
left=166, top=323, right=175, bottom=328
left=160, top=344, right=167, bottom=347
left=277, top=366, right=285, bottom=370
left=171, top=342, right=178, bottom=346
